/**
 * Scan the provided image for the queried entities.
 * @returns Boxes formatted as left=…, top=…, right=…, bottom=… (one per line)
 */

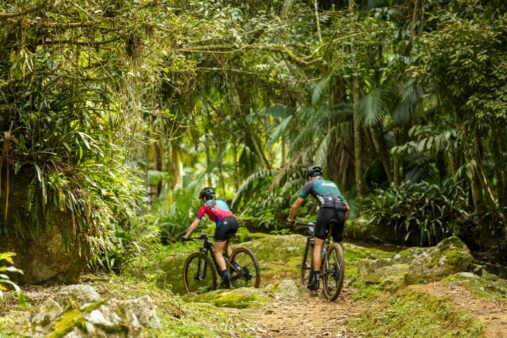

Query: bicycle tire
left=322, top=243, right=345, bottom=301
left=229, top=247, right=261, bottom=288
left=183, top=252, right=217, bottom=293
left=300, top=239, right=312, bottom=286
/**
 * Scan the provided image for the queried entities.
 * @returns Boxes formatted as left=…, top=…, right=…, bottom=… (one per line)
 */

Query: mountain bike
left=182, top=233, right=261, bottom=293
left=296, top=221, right=345, bottom=301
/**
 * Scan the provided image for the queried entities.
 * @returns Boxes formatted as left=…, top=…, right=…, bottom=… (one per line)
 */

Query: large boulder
left=358, top=258, right=409, bottom=285
left=0, top=170, right=89, bottom=283
left=29, top=284, right=160, bottom=337
left=404, top=236, right=473, bottom=284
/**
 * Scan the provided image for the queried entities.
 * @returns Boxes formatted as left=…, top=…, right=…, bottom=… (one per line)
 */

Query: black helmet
left=307, top=165, right=323, bottom=177
left=199, top=187, right=215, bottom=200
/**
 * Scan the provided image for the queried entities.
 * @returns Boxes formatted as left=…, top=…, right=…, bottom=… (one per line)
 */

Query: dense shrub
left=360, top=179, right=470, bottom=246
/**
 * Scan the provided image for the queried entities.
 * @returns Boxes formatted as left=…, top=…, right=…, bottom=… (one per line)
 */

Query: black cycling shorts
left=315, top=207, right=346, bottom=242
left=214, top=217, right=239, bottom=242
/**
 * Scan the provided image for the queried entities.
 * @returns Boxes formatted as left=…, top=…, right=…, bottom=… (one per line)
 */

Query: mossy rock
left=183, top=288, right=268, bottom=309
left=158, top=252, right=190, bottom=294
left=240, top=234, right=306, bottom=262
left=358, top=258, right=409, bottom=284
left=405, top=236, right=473, bottom=284
left=0, top=170, right=89, bottom=284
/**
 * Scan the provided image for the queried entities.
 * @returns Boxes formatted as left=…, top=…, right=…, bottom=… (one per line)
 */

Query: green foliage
left=361, top=179, right=470, bottom=246
left=154, top=184, right=203, bottom=244
left=0, top=252, right=23, bottom=304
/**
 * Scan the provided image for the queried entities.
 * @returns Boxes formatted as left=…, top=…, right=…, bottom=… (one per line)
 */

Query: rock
left=358, top=258, right=409, bottom=284
left=0, top=169, right=89, bottom=283
left=31, top=299, right=63, bottom=325
left=276, top=279, right=302, bottom=299
left=54, top=284, right=101, bottom=309
left=393, top=247, right=427, bottom=264
left=63, top=328, right=85, bottom=338
left=404, top=236, right=473, bottom=284
left=116, top=295, right=161, bottom=329
left=468, top=263, right=483, bottom=276
left=266, top=279, right=302, bottom=299
left=86, top=308, right=122, bottom=328
left=457, top=272, right=480, bottom=279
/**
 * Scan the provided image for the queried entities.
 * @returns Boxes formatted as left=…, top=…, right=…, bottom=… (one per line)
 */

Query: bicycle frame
left=189, top=234, right=233, bottom=273
left=296, top=221, right=332, bottom=281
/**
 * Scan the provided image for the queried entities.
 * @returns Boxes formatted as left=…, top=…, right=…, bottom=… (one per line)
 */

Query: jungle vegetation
left=0, top=0, right=506, bottom=275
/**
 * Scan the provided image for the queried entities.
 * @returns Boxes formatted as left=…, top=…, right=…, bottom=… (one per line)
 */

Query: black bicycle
left=182, top=233, right=261, bottom=293
left=297, top=221, right=345, bottom=301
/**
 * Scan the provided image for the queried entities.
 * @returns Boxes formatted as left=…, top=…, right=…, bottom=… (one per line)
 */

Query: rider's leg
left=214, top=240, right=227, bottom=272
left=214, top=240, right=231, bottom=287
left=312, top=237, right=324, bottom=272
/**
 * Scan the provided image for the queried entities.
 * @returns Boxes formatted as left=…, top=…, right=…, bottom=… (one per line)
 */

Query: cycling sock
left=313, top=271, right=320, bottom=280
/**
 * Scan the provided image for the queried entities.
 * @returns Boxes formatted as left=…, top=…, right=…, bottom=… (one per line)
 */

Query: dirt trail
left=244, top=288, right=359, bottom=338
left=411, top=282, right=507, bottom=338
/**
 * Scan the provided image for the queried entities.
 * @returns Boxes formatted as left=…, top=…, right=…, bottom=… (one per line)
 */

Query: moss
left=344, top=243, right=397, bottom=263
left=183, top=288, right=268, bottom=309
left=443, top=273, right=507, bottom=303
left=444, top=248, right=469, bottom=266
left=47, top=309, right=84, bottom=338
left=351, top=288, right=485, bottom=337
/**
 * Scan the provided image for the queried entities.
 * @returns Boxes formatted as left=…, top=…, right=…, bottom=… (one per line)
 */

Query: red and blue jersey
left=197, top=199, right=235, bottom=227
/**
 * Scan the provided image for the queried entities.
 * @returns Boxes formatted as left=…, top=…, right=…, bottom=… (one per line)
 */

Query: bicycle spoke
left=229, top=247, right=260, bottom=288
left=183, top=253, right=217, bottom=293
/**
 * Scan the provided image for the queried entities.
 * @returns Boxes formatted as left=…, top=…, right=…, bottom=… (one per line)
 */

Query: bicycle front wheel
left=229, top=247, right=261, bottom=288
left=183, top=252, right=217, bottom=293
left=322, top=243, right=345, bottom=301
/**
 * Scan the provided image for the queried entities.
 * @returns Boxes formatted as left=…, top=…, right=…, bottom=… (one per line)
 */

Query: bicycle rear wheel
left=183, top=252, right=217, bottom=293
left=300, top=239, right=313, bottom=286
left=322, top=243, right=345, bottom=301
left=229, top=247, right=260, bottom=288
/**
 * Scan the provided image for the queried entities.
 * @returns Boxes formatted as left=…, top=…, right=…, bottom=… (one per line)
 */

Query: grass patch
left=351, top=288, right=485, bottom=337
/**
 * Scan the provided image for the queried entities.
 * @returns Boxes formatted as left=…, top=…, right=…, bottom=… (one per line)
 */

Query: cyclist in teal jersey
left=183, top=187, right=239, bottom=286
left=287, top=166, right=350, bottom=291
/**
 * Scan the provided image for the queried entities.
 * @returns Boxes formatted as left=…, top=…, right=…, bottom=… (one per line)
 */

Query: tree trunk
left=369, top=125, right=393, bottom=183
left=392, top=128, right=400, bottom=185
left=352, top=76, right=364, bottom=195
left=349, top=0, right=364, bottom=195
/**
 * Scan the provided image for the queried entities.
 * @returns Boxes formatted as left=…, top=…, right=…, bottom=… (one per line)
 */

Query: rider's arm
left=288, top=181, right=312, bottom=222
left=288, top=197, right=304, bottom=222
left=183, top=218, right=200, bottom=239
left=344, top=200, right=350, bottom=220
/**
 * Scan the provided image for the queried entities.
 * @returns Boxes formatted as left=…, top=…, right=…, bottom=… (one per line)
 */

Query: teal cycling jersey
left=299, top=178, right=346, bottom=208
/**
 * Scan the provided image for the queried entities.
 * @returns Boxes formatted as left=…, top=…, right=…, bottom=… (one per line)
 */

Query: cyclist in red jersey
left=183, top=187, right=239, bottom=286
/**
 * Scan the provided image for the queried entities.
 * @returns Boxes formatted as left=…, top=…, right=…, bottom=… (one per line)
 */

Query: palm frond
left=359, top=86, right=390, bottom=126
left=312, top=76, right=331, bottom=105
left=231, top=169, right=278, bottom=210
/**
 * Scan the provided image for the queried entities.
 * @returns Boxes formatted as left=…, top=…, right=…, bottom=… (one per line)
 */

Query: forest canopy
left=0, top=0, right=506, bottom=279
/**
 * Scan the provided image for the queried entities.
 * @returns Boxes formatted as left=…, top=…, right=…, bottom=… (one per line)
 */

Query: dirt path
left=244, top=287, right=359, bottom=337
left=410, top=282, right=507, bottom=338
